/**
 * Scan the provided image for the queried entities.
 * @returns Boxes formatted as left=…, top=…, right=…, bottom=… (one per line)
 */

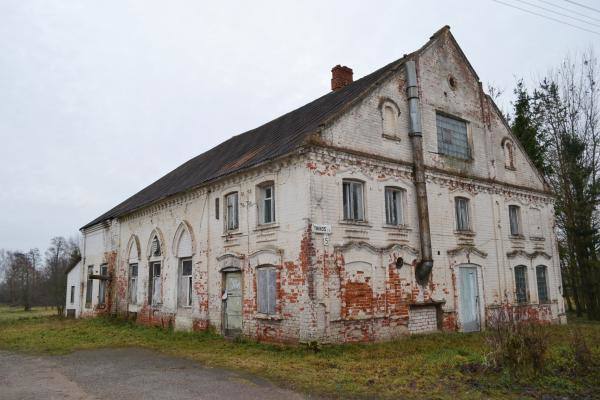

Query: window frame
left=149, top=261, right=162, bottom=306
left=455, top=197, right=471, bottom=232
left=384, top=186, right=406, bottom=226
left=129, top=263, right=138, bottom=305
left=178, top=257, right=193, bottom=308
left=225, top=192, right=239, bottom=231
left=85, top=265, right=94, bottom=308
left=215, top=197, right=220, bottom=220
left=436, top=112, right=471, bottom=160
left=536, top=265, right=549, bottom=303
left=509, top=205, right=522, bottom=236
left=70, top=285, right=75, bottom=304
left=514, top=265, right=529, bottom=304
left=257, top=265, right=277, bottom=316
left=342, top=179, right=365, bottom=222
left=97, top=264, right=108, bottom=305
left=257, top=182, right=276, bottom=225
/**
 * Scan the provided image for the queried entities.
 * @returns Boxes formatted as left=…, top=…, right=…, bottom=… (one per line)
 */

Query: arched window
left=127, top=236, right=140, bottom=305
left=148, top=232, right=163, bottom=306
left=381, top=100, right=400, bottom=138
left=174, top=223, right=194, bottom=308
left=503, top=139, right=515, bottom=169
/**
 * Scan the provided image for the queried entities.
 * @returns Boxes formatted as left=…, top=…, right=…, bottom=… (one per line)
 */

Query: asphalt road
left=0, top=348, right=314, bottom=400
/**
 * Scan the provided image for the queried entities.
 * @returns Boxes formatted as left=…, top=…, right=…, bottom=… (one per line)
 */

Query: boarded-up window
left=455, top=197, right=470, bottom=231
left=385, top=187, right=405, bottom=226
left=509, top=205, right=521, bottom=236
left=257, top=266, right=277, bottom=315
left=437, top=113, right=470, bottom=159
left=530, top=208, right=543, bottom=237
left=343, top=180, right=364, bottom=221
left=178, top=258, right=193, bottom=307
left=536, top=265, right=549, bottom=303
left=515, top=265, right=528, bottom=304
left=129, top=263, right=138, bottom=304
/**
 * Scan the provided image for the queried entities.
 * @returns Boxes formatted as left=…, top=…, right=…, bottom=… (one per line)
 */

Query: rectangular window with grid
left=343, top=180, right=364, bottom=221
left=536, top=265, right=549, bottom=303
left=149, top=262, right=161, bottom=306
left=98, top=264, right=108, bottom=305
left=179, top=258, right=193, bottom=307
left=129, top=263, right=138, bottom=304
left=436, top=113, right=470, bottom=159
left=258, top=184, right=275, bottom=224
left=515, top=265, right=528, bottom=304
left=385, top=187, right=405, bottom=226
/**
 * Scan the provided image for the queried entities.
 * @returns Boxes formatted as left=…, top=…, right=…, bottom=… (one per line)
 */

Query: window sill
left=339, top=220, right=372, bottom=228
left=382, top=224, right=411, bottom=231
left=382, top=133, right=402, bottom=142
left=505, top=165, right=516, bottom=171
left=438, top=153, right=473, bottom=163
left=254, top=223, right=279, bottom=232
left=454, top=230, right=475, bottom=237
left=529, top=236, right=545, bottom=242
left=254, top=313, right=283, bottom=321
left=509, top=234, right=526, bottom=241
left=222, top=231, right=243, bottom=238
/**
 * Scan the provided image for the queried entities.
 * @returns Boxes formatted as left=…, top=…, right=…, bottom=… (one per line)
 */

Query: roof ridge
left=82, top=26, right=450, bottom=230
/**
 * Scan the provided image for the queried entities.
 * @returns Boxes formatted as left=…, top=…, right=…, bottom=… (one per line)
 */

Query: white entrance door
left=459, top=265, right=480, bottom=332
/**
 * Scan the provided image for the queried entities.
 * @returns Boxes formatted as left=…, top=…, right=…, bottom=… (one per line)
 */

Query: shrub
left=485, top=305, right=549, bottom=374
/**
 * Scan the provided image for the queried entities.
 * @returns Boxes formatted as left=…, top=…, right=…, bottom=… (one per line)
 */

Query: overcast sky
left=1, top=0, right=599, bottom=252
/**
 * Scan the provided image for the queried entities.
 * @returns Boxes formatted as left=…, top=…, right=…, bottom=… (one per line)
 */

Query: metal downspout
left=405, top=60, right=433, bottom=285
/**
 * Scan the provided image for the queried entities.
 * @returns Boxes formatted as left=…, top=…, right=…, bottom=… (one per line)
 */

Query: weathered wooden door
left=223, top=272, right=242, bottom=335
left=459, top=265, right=480, bottom=332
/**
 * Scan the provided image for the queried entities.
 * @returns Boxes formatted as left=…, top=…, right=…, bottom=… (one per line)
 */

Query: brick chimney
left=331, top=65, right=353, bottom=91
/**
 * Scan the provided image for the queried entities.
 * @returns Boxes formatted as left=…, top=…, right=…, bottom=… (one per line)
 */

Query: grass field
left=0, top=306, right=598, bottom=399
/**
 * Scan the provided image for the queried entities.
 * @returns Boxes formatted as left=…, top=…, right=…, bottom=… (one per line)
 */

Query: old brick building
left=70, top=26, right=566, bottom=343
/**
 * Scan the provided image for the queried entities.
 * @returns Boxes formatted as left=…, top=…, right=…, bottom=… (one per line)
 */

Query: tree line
left=508, top=50, right=600, bottom=320
left=0, top=237, right=80, bottom=315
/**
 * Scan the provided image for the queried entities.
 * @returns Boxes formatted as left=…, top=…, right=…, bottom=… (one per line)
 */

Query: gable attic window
left=436, top=113, right=470, bottom=160
left=381, top=101, right=400, bottom=139
left=503, top=139, right=516, bottom=170
left=343, top=180, right=365, bottom=222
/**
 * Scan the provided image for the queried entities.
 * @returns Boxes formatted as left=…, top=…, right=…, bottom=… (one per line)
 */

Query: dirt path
left=0, top=348, right=314, bottom=400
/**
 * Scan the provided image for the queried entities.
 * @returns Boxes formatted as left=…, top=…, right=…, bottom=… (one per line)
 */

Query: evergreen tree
left=510, top=80, right=548, bottom=175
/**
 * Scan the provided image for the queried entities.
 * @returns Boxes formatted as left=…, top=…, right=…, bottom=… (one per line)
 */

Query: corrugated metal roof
left=82, top=27, right=451, bottom=230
